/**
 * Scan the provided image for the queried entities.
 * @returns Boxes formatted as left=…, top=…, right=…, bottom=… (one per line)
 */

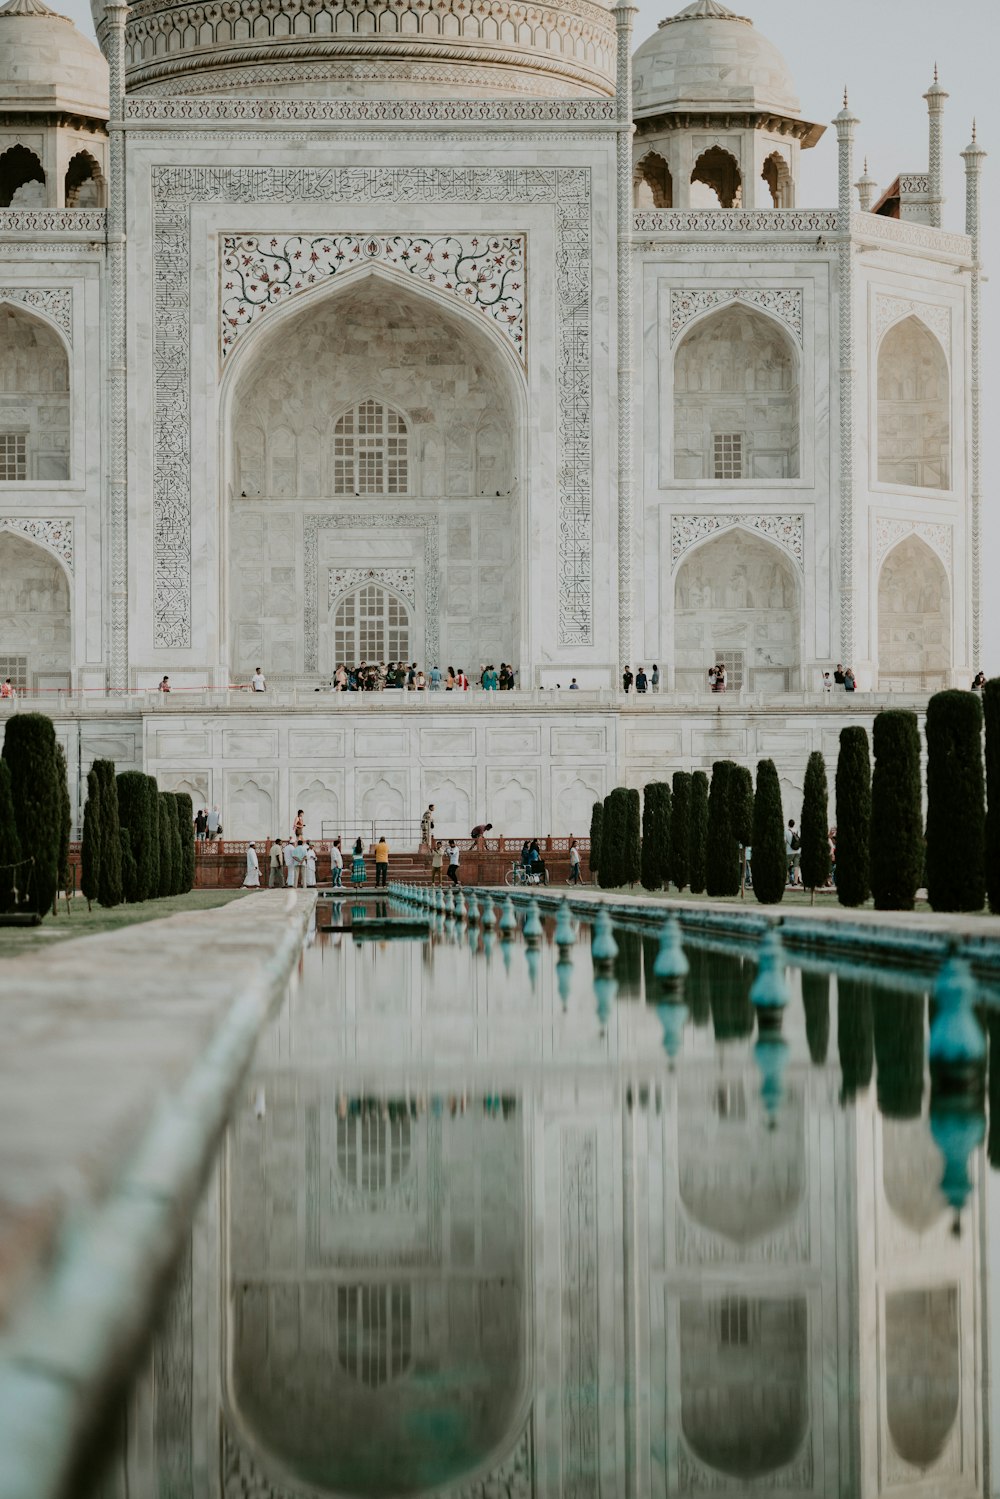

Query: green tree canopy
left=706, top=760, right=741, bottom=897
left=1, top=713, right=61, bottom=916
left=925, top=689, right=985, bottom=912
left=670, top=772, right=692, bottom=891
left=689, top=771, right=709, bottom=895
left=835, top=726, right=871, bottom=908
left=870, top=711, right=923, bottom=911
left=799, top=751, right=831, bottom=896
left=751, top=758, right=786, bottom=905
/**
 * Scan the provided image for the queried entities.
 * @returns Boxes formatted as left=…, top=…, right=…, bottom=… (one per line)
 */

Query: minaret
left=924, top=65, right=948, bottom=229
left=962, top=122, right=986, bottom=671
left=854, top=157, right=877, bottom=213
left=614, top=0, right=638, bottom=670
left=835, top=90, right=859, bottom=668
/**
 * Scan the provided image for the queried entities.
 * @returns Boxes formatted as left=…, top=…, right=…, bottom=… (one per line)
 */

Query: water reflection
left=97, top=919, right=996, bottom=1499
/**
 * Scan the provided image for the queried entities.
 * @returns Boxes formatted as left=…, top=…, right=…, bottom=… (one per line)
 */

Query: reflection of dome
left=632, top=0, right=802, bottom=123
left=122, top=0, right=616, bottom=100
left=886, top=1288, right=959, bottom=1468
left=882, top=1117, right=946, bottom=1234
left=0, top=0, right=108, bottom=119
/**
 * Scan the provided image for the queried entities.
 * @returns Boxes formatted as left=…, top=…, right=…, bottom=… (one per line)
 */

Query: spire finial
left=843, top=86, right=849, bottom=109
left=864, top=155, right=868, bottom=173
left=934, top=61, right=939, bottom=83
left=973, top=117, right=977, bottom=142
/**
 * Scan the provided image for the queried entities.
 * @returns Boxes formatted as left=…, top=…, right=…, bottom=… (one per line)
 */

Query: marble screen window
left=334, top=399, right=408, bottom=496
left=0, top=433, right=27, bottom=481
left=333, top=584, right=410, bottom=666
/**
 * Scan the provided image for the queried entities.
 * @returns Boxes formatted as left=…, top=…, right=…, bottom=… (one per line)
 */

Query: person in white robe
left=243, top=843, right=261, bottom=888
left=305, top=843, right=317, bottom=887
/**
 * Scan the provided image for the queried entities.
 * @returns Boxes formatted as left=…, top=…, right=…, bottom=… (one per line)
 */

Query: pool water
left=95, top=903, right=1000, bottom=1499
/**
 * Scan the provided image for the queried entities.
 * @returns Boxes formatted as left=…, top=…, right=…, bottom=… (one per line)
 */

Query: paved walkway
left=0, top=890, right=315, bottom=1499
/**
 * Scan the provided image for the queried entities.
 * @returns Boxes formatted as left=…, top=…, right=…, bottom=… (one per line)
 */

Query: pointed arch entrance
left=877, top=535, right=950, bottom=691
left=0, top=532, right=71, bottom=692
left=224, top=271, right=524, bottom=682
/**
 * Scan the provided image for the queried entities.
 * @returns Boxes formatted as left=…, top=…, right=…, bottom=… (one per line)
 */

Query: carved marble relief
left=670, top=513, right=803, bottom=570
left=0, top=515, right=74, bottom=570
left=670, top=287, right=803, bottom=346
left=0, top=286, right=72, bottom=341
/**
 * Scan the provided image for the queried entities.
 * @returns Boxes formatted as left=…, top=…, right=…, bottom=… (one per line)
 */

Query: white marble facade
left=0, top=0, right=984, bottom=806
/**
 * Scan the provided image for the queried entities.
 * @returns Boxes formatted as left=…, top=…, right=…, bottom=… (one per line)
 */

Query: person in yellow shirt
left=374, top=835, right=389, bottom=888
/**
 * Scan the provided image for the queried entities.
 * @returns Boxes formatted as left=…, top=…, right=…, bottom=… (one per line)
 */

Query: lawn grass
left=0, top=890, right=248, bottom=959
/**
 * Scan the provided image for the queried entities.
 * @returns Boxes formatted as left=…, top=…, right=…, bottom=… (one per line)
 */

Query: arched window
left=877, top=316, right=949, bottom=489
left=877, top=535, right=951, bottom=691
left=337, top=1284, right=412, bottom=1389
left=0, top=145, right=45, bottom=208
left=691, top=146, right=742, bottom=209
left=336, top=1107, right=411, bottom=1191
left=0, top=305, right=70, bottom=481
left=64, top=151, right=105, bottom=207
left=761, top=151, right=792, bottom=208
left=334, top=584, right=410, bottom=665
left=334, top=399, right=408, bottom=495
left=673, top=303, right=800, bottom=480
left=634, top=150, right=673, bottom=208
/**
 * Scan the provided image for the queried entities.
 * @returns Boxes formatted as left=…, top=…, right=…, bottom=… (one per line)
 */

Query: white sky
left=60, top=0, right=998, bottom=672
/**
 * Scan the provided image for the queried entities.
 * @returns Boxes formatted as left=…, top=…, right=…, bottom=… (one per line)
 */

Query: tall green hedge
left=146, top=775, right=161, bottom=899
left=117, top=771, right=155, bottom=901
left=751, top=758, right=786, bottom=905
left=925, top=689, right=985, bottom=912
left=119, top=825, right=140, bottom=903
left=985, top=680, right=1000, bottom=915
left=706, top=760, right=740, bottom=897
left=54, top=743, right=71, bottom=900
left=174, top=791, right=195, bottom=894
left=158, top=792, right=176, bottom=897
left=870, top=710, right=923, bottom=911
left=838, top=978, right=873, bottom=1099
left=624, top=788, right=641, bottom=887
left=589, top=800, right=603, bottom=877
left=92, top=759, right=123, bottom=908
left=0, top=759, right=22, bottom=913
left=80, top=766, right=101, bottom=906
left=1, top=713, right=61, bottom=916
left=802, top=971, right=830, bottom=1064
left=689, top=771, right=709, bottom=895
left=640, top=782, right=671, bottom=891
left=598, top=788, right=628, bottom=889
left=670, top=771, right=692, bottom=891
left=835, top=726, right=871, bottom=908
left=799, top=751, right=830, bottom=896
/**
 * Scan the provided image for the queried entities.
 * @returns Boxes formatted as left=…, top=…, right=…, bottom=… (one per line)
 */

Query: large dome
left=633, top=0, right=801, bottom=122
left=121, top=0, right=616, bottom=99
left=0, top=0, right=108, bottom=119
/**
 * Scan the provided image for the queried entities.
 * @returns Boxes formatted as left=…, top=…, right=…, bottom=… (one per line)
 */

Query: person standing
left=293, top=808, right=305, bottom=839
left=833, top=664, right=846, bottom=686
left=822, top=672, right=832, bottom=693
left=374, top=835, right=389, bottom=888
left=446, top=839, right=460, bottom=886
left=290, top=838, right=308, bottom=888
left=305, top=842, right=317, bottom=888
left=243, top=842, right=261, bottom=888
left=284, top=837, right=297, bottom=887
left=785, top=820, right=801, bottom=886
left=708, top=665, right=717, bottom=693
left=268, top=838, right=284, bottom=887
left=352, top=836, right=366, bottom=886
left=0, top=677, right=15, bottom=700
left=445, top=667, right=456, bottom=691
left=844, top=668, right=856, bottom=693
left=568, top=839, right=581, bottom=884
left=330, top=837, right=343, bottom=888
left=470, top=821, right=492, bottom=849
left=622, top=666, right=633, bottom=693
left=250, top=667, right=266, bottom=693
left=635, top=667, right=648, bottom=694
left=651, top=664, right=660, bottom=693
left=430, top=838, right=444, bottom=886
left=158, top=675, right=171, bottom=693
left=420, top=804, right=435, bottom=847
left=195, top=808, right=208, bottom=841
left=456, top=669, right=469, bottom=691
left=206, top=804, right=222, bottom=841
left=717, top=663, right=727, bottom=693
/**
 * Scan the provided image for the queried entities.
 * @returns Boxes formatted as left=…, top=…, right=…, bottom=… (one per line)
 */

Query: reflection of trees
left=614, top=928, right=643, bottom=998
left=685, top=945, right=713, bottom=1028
left=988, top=1011, right=1000, bottom=1168
left=873, top=993, right=925, bottom=1120
left=802, top=972, right=830, bottom=1064
left=709, top=951, right=754, bottom=1042
left=838, top=979, right=873, bottom=1099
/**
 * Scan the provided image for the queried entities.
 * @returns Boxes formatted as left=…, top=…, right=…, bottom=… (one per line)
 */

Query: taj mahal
left=0, top=0, right=988, bottom=837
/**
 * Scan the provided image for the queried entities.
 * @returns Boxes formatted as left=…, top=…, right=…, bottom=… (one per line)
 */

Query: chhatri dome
left=0, top=0, right=108, bottom=118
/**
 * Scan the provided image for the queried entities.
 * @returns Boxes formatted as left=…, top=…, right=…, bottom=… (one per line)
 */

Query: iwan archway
left=223, top=270, right=525, bottom=684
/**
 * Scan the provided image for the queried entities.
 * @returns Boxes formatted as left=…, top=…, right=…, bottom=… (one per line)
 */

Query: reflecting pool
left=94, top=903, right=1000, bottom=1499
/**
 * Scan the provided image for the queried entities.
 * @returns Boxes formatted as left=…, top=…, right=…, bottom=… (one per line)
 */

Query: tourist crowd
left=325, top=662, right=519, bottom=692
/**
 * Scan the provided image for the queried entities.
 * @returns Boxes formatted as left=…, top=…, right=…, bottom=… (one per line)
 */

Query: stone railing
left=633, top=209, right=840, bottom=236
left=0, top=208, right=106, bottom=234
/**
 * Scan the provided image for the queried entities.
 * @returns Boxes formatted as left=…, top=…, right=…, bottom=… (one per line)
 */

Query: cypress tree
left=802, top=971, right=830, bottom=1064
left=158, top=792, right=175, bottom=898
left=145, top=775, right=161, bottom=900
left=689, top=771, right=708, bottom=895
left=925, top=689, right=986, bottom=912
left=599, top=788, right=628, bottom=889
left=1, top=712, right=60, bottom=917
left=93, top=759, right=123, bottom=908
left=119, top=825, right=139, bottom=903
left=799, top=751, right=831, bottom=900
left=0, top=759, right=22, bottom=913
left=80, top=767, right=101, bottom=907
left=835, top=726, right=871, bottom=908
left=872, top=992, right=924, bottom=1120
left=870, top=710, right=923, bottom=911
left=169, top=793, right=184, bottom=896
left=117, top=771, right=154, bottom=901
left=729, top=764, right=754, bottom=895
left=985, top=679, right=1000, bottom=915
left=670, top=771, right=692, bottom=891
left=588, top=800, right=603, bottom=878
left=838, top=978, right=873, bottom=1100
left=640, top=783, right=662, bottom=891
left=54, top=743, right=71, bottom=904
left=706, top=759, right=740, bottom=897
left=751, top=758, right=786, bottom=905
left=624, top=788, right=641, bottom=886
left=174, top=791, right=195, bottom=894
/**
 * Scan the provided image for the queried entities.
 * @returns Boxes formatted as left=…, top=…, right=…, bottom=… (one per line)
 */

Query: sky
left=60, top=0, right=998, bottom=672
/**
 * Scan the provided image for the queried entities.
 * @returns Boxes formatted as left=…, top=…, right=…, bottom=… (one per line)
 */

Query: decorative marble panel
left=0, top=287, right=72, bottom=341
left=0, top=209, right=106, bottom=234
left=670, top=288, right=802, bottom=346
left=850, top=211, right=971, bottom=258
left=874, top=517, right=953, bottom=569
left=670, top=513, right=803, bottom=569
left=635, top=209, right=839, bottom=234
left=152, top=165, right=593, bottom=651
left=304, top=513, right=438, bottom=670
left=328, top=567, right=416, bottom=610
left=0, top=516, right=74, bottom=571
left=128, top=98, right=616, bottom=122
left=221, top=234, right=525, bottom=362
left=874, top=293, right=951, bottom=350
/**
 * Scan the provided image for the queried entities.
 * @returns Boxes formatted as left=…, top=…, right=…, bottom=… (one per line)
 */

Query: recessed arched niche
left=690, top=145, right=742, bottom=208
left=226, top=273, right=522, bottom=681
left=0, top=144, right=45, bottom=207
left=673, top=303, right=800, bottom=481
left=634, top=149, right=673, bottom=208
left=0, top=304, right=71, bottom=482
left=877, top=535, right=950, bottom=691
left=877, top=316, right=950, bottom=490
left=0, top=532, right=72, bottom=693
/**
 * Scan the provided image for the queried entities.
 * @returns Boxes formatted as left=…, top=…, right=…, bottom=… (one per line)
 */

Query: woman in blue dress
left=351, top=836, right=366, bottom=885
